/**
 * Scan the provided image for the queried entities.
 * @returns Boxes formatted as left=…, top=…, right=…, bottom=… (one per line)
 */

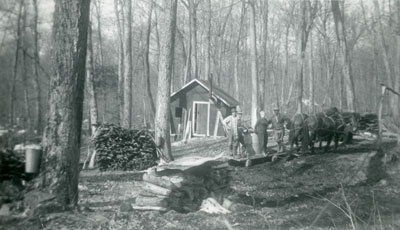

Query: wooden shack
left=170, top=79, right=240, bottom=138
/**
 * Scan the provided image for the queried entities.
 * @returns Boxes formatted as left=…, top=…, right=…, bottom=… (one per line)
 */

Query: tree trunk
left=86, top=21, right=98, bottom=134
left=260, top=0, right=269, bottom=111
left=40, top=0, right=90, bottom=208
left=284, top=21, right=291, bottom=112
left=189, top=0, right=198, bottom=80
left=155, top=0, right=178, bottom=162
left=296, top=0, right=307, bottom=114
left=32, top=0, right=43, bottom=135
left=249, top=1, right=258, bottom=127
left=114, top=0, right=124, bottom=125
left=21, top=1, right=31, bottom=131
left=205, top=0, right=211, bottom=81
left=9, top=0, right=23, bottom=127
left=331, top=0, right=356, bottom=112
left=394, top=0, right=400, bottom=121
left=234, top=1, right=246, bottom=102
left=144, top=2, right=156, bottom=119
left=95, top=0, right=104, bottom=74
left=309, top=31, right=314, bottom=114
left=122, top=0, right=133, bottom=128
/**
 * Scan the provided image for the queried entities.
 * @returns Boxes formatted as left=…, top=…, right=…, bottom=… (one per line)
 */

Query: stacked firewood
left=92, top=123, right=159, bottom=171
left=133, top=163, right=232, bottom=212
left=359, top=114, right=378, bottom=133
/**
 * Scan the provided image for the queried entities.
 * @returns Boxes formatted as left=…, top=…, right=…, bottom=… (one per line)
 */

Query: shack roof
left=170, top=79, right=240, bottom=107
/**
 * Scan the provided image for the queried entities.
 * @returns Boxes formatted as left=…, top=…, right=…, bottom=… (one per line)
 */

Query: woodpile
left=92, top=123, right=159, bottom=171
left=359, top=114, right=378, bottom=133
left=133, top=160, right=232, bottom=213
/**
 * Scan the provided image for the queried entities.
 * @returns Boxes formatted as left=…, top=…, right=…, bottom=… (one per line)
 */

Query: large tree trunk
left=40, top=0, right=90, bottom=208
left=114, top=0, right=124, bottom=125
left=331, top=0, right=356, bottom=112
left=9, top=0, right=23, bottom=127
left=155, top=0, right=178, bottom=162
left=32, top=0, right=43, bottom=134
left=144, top=2, right=156, bottom=119
left=122, top=0, right=133, bottom=128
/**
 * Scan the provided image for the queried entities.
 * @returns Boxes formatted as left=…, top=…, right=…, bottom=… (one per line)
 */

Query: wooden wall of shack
left=170, top=84, right=230, bottom=137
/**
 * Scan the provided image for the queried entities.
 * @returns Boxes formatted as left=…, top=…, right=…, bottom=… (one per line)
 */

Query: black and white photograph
left=0, top=0, right=400, bottom=229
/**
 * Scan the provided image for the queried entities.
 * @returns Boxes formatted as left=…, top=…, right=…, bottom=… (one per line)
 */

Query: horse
left=288, top=113, right=309, bottom=154
left=306, top=112, right=339, bottom=154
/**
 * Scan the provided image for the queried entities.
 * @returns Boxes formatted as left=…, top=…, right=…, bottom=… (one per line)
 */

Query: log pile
left=133, top=161, right=232, bottom=213
left=359, top=114, right=378, bottom=133
left=92, top=123, right=159, bottom=171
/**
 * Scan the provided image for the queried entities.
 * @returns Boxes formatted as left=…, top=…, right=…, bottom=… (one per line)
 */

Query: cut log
left=131, top=205, right=167, bottom=212
left=142, top=182, right=172, bottom=196
left=200, top=197, right=230, bottom=214
left=143, top=172, right=178, bottom=189
left=135, top=195, right=168, bottom=207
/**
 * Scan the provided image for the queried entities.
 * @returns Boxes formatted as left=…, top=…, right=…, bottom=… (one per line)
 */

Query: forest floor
left=1, top=134, right=400, bottom=230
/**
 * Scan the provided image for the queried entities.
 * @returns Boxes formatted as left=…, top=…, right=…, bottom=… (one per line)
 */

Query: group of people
left=223, top=106, right=290, bottom=158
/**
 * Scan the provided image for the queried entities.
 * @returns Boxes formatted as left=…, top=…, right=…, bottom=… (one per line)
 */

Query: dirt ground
left=1, top=135, right=400, bottom=230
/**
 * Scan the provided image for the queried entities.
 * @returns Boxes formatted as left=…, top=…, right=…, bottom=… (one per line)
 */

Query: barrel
left=25, top=145, right=42, bottom=173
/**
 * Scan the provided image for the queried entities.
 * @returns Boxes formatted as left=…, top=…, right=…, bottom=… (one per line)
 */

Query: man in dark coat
left=255, top=110, right=269, bottom=155
left=271, top=106, right=290, bottom=153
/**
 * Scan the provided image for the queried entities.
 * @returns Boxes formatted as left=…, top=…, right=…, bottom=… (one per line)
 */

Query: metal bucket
left=25, top=145, right=42, bottom=173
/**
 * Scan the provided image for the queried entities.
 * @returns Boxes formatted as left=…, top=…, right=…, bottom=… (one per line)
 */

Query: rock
left=120, top=203, right=133, bottom=212
left=0, top=204, right=10, bottom=216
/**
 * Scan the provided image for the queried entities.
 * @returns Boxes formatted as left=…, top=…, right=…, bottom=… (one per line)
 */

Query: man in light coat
left=223, top=107, right=241, bottom=157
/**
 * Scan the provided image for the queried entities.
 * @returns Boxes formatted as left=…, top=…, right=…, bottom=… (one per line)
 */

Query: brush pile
left=133, top=161, right=232, bottom=213
left=92, top=123, right=159, bottom=171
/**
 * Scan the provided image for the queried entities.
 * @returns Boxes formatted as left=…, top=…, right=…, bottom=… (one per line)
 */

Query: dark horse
left=306, top=112, right=339, bottom=154
left=287, top=113, right=310, bottom=154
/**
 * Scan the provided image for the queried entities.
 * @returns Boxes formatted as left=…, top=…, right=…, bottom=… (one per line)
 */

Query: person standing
left=271, top=106, right=290, bottom=153
left=223, top=107, right=241, bottom=157
left=255, top=110, right=269, bottom=155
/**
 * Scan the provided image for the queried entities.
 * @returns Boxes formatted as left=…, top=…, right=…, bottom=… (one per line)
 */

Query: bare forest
left=1, top=0, right=400, bottom=229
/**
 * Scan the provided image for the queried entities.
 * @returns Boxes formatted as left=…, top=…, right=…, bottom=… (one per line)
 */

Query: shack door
left=193, top=102, right=210, bottom=136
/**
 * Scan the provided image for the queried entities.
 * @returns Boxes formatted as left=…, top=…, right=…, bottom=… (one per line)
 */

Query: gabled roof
left=170, top=79, right=240, bottom=107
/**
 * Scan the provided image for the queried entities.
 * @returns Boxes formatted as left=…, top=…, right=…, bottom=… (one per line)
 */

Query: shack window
left=175, top=107, right=183, bottom=118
